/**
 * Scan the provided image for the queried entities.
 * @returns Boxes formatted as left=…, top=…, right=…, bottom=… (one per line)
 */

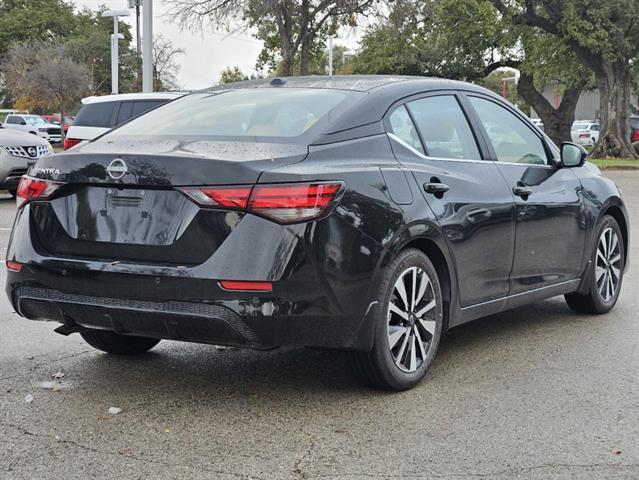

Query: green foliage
left=0, top=0, right=77, bottom=58
left=219, top=66, right=248, bottom=84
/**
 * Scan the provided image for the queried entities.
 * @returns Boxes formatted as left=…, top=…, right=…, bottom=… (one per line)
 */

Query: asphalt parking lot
left=1, top=171, right=637, bottom=480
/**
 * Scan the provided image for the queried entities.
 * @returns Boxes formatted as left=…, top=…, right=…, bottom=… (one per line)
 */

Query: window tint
left=74, top=102, right=116, bottom=128
left=131, top=100, right=165, bottom=117
left=388, top=105, right=424, bottom=154
left=107, top=89, right=355, bottom=142
left=591, top=124, right=599, bottom=131
left=470, top=97, right=547, bottom=165
left=116, top=102, right=133, bottom=125
left=6, top=116, right=19, bottom=124
left=407, top=96, right=481, bottom=160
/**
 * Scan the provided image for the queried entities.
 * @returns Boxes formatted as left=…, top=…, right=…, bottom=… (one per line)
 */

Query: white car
left=530, top=118, right=544, bottom=132
left=2, top=114, right=62, bottom=143
left=0, top=129, right=52, bottom=196
left=64, top=92, right=184, bottom=149
left=571, top=121, right=600, bottom=146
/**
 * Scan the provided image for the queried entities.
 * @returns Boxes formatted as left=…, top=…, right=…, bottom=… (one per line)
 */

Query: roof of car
left=206, top=75, right=479, bottom=93
left=81, top=92, right=186, bottom=105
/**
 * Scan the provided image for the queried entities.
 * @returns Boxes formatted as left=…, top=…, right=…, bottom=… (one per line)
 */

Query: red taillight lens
left=579, top=133, right=590, bottom=138
left=63, top=137, right=81, bottom=150
left=179, top=182, right=343, bottom=224
left=219, top=280, right=273, bottom=292
left=179, top=186, right=251, bottom=209
left=16, top=176, right=63, bottom=208
left=248, top=182, right=343, bottom=223
left=6, top=261, right=22, bottom=272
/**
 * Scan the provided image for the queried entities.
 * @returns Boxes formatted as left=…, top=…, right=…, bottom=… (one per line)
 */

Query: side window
left=469, top=96, right=548, bottom=165
left=74, top=102, right=116, bottom=128
left=407, top=96, right=481, bottom=160
left=6, top=116, right=18, bottom=124
left=131, top=100, right=165, bottom=117
left=591, top=124, right=599, bottom=131
left=116, top=102, right=133, bottom=125
left=388, top=105, right=424, bottom=154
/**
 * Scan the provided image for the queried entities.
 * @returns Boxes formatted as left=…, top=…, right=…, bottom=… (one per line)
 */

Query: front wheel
left=348, top=249, right=444, bottom=390
left=80, top=330, right=160, bottom=354
left=565, top=215, right=625, bottom=314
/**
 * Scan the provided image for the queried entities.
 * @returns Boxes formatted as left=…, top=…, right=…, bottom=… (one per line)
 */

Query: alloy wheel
left=596, top=227, right=622, bottom=302
left=387, top=266, right=437, bottom=373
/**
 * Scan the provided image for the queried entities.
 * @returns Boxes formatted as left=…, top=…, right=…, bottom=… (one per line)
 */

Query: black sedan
left=6, top=76, right=629, bottom=390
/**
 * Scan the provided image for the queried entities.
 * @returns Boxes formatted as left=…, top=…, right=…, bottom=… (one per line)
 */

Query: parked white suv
left=571, top=121, right=600, bottom=147
left=2, top=114, right=62, bottom=143
left=64, top=92, right=184, bottom=149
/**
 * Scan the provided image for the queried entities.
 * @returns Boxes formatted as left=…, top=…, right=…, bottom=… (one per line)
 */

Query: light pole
left=102, top=9, right=130, bottom=94
left=142, top=0, right=153, bottom=92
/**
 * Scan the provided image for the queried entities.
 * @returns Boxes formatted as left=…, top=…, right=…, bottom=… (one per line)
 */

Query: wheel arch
left=603, top=203, right=629, bottom=268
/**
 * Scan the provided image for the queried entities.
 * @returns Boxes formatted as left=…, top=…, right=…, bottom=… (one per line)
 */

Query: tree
left=167, top=0, right=377, bottom=76
left=4, top=42, right=90, bottom=138
left=152, top=34, right=184, bottom=91
left=219, top=66, right=248, bottom=84
left=352, top=0, right=590, bottom=146
left=65, top=7, right=138, bottom=96
left=0, top=0, right=77, bottom=59
left=490, top=0, right=639, bottom=158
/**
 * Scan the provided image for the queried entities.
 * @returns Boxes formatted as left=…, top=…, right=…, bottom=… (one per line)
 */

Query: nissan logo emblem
left=27, top=147, right=37, bottom=157
left=106, top=158, right=128, bottom=180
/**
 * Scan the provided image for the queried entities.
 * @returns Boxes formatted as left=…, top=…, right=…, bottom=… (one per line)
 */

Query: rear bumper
left=8, top=270, right=373, bottom=350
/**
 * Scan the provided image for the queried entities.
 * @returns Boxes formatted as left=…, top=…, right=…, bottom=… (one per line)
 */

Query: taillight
left=6, top=261, right=22, bottom=272
left=249, top=182, right=343, bottom=223
left=579, top=133, right=590, bottom=138
left=179, top=186, right=251, bottom=209
left=63, top=137, right=81, bottom=150
left=179, top=182, right=343, bottom=224
left=16, top=176, right=63, bottom=208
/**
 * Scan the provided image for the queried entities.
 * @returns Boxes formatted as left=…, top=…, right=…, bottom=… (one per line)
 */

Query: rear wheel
left=565, top=215, right=625, bottom=314
left=80, top=330, right=160, bottom=354
left=348, top=249, right=444, bottom=390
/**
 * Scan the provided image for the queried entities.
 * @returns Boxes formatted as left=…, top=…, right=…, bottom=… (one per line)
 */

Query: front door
left=386, top=94, right=516, bottom=307
left=465, top=95, right=585, bottom=294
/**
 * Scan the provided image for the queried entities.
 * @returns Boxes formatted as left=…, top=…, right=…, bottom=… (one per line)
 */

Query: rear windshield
left=74, top=102, right=116, bottom=128
left=631, top=117, right=639, bottom=129
left=104, top=89, right=356, bottom=142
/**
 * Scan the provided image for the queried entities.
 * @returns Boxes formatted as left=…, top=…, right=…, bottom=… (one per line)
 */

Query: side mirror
left=20, top=120, right=27, bottom=125
left=560, top=142, right=587, bottom=168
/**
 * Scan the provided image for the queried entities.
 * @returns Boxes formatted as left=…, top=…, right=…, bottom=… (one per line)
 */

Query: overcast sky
left=75, top=0, right=265, bottom=90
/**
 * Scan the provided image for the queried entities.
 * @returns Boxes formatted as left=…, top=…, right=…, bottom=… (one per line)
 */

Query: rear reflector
left=6, top=261, right=22, bottom=272
left=16, top=176, right=63, bottom=208
left=63, top=137, right=82, bottom=150
left=179, top=182, right=343, bottom=224
left=579, top=133, right=590, bottom=138
left=219, top=281, right=273, bottom=292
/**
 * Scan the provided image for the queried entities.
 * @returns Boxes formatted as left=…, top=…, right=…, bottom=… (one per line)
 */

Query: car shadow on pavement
left=63, top=296, right=586, bottom=402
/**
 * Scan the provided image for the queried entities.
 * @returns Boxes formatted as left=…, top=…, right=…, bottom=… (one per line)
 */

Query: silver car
left=0, top=129, right=53, bottom=196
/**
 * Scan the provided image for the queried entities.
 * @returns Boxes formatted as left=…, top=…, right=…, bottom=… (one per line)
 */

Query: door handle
left=424, top=182, right=450, bottom=195
left=512, top=185, right=533, bottom=198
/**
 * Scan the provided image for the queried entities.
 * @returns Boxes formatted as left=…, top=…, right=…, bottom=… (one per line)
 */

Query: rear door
left=464, top=94, right=585, bottom=294
left=386, top=93, right=516, bottom=307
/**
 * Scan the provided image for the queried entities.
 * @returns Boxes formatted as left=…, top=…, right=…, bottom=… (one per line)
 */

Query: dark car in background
left=6, top=76, right=629, bottom=390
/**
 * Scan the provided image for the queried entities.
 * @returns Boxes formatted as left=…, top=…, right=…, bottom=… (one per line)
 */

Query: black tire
left=632, top=141, right=639, bottom=155
left=565, top=215, right=625, bottom=314
left=348, top=248, right=444, bottom=390
left=80, top=329, right=160, bottom=354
